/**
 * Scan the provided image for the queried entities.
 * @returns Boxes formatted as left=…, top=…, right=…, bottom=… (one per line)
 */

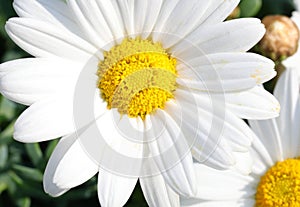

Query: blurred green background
left=0, top=0, right=296, bottom=206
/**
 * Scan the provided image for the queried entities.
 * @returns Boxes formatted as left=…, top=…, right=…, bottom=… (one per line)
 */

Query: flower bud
left=259, top=15, right=299, bottom=61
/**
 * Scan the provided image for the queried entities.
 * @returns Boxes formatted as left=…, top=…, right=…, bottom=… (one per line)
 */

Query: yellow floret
left=97, top=38, right=177, bottom=119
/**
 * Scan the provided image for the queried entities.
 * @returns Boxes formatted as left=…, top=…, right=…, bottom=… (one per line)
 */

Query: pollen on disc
left=97, top=38, right=177, bottom=119
left=255, top=158, right=300, bottom=207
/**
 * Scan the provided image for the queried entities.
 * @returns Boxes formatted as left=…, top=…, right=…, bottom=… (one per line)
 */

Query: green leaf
left=0, top=121, right=15, bottom=145
left=16, top=197, right=31, bottom=207
left=0, top=98, right=16, bottom=120
left=25, top=143, right=43, bottom=167
left=45, top=139, right=59, bottom=161
left=0, top=182, right=7, bottom=194
left=1, top=172, right=17, bottom=194
left=2, top=50, right=29, bottom=62
left=12, top=165, right=43, bottom=182
left=8, top=171, right=23, bottom=185
left=239, top=0, right=262, bottom=17
left=0, top=145, right=8, bottom=168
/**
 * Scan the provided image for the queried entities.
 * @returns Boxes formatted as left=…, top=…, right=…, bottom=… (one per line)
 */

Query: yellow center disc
left=97, top=38, right=177, bottom=119
left=256, top=158, right=300, bottom=207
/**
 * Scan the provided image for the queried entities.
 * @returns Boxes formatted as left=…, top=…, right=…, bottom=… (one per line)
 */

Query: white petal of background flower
left=193, top=164, right=256, bottom=200
left=274, top=68, right=300, bottom=158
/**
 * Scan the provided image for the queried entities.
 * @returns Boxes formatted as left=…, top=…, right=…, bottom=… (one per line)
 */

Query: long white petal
left=153, top=0, right=239, bottom=48
left=140, top=174, right=180, bottom=207
left=181, top=199, right=255, bottom=207
left=14, top=95, right=75, bottom=142
left=13, top=0, right=83, bottom=36
left=153, top=0, right=219, bottom=48
left=133, top=0, right=163, bottom=39
left=14, top=92, right=106, bottom=143
left=67, top=0, right=117, bottom=48
left=164, top=99, right=236, bottom=169
left=249, top=119, right=284, bottom=164
left=231, top=151, right=253, bottom=175
left=225, top=86, right=280, bottom=120
left=172, top=89, right=254, bottom=152
left=5, top=18, right=97, bottom=61
left=44, top=134, right=98, bottom=194
left=200, top=0, right=240, bottom=25
left=171, top=18, right=265, bottom=59
left=145, top=112, right=197, bottom=197
left=0, top=58, right=81, bottom=105
left=176, top=52, right=276, bottom=92
left=192, top=163, right=255, bottom=200
left=274, top=68, right=300, bottom=158
left=97, top=170, right=137, bottom=207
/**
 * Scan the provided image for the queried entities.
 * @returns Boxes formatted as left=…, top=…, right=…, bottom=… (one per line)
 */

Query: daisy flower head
left=0, top=0, right=279, bottom=206
left=181, top=68, right=300, bottom=207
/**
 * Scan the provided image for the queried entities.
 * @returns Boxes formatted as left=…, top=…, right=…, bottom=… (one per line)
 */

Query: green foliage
left=240, top=0, right=262, bottom=17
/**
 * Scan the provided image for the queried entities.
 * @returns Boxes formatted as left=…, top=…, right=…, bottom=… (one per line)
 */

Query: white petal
left=225, top=86, right=280, bottom=120
left=176, top=52, right=276, bottom=92
left=231, top=151, right=253, bottom=175
left=14, top=92, right=106, bottom=143
left=274, top=68, right=300, bottom=158
left=67, top=0, right=117, bottom=48
left=171, top=18, right=265, bottom=60
left=96, top=110, right=145, bottom=159
left=249, top=119, right=284, bottom=164
left=153, top=0, right=239, bottom=48
left=14, top=95, right=75, bottom=142
left=140, top=174, right=180, bottom=207
left=250, top=134, right=272, bottom=176
left=0, top=58, right=81, bottom=105
left=200, top=0, right=240, bottom=25
left=97, top=170, right=137, bottom=207
left=13, top=0, right=83, bottom=36
left=283, top=52, right=300, bottom=73
left=145, top=111, right=197, bottom=197
left=171, top=89, right=254, bottom=155
left=44, top=134, right=98, bottom=193
left=5, top=18, right=97, bottom=61
left=115, top=0, right=135, bottom=37
left=181, top=199, right=255, bottom=207
left=295, top=1, right=300, bottom=10
left=151, top=0, right=180, bottom=39
left=153, top=0, right=220, bottom=48
left=92, top=0, right=125, bottom=41
left=133, top=0, right=163, bottom=39
left=292, top=98, right=300, bottom=158
left=192, top=163, right=255, bottom=201
left=164, top=99, right=236, bottom=169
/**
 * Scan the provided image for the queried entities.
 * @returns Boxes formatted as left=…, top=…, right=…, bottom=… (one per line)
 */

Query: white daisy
left=0, top=0, right=279, bottom=206
left=181, top=68, right=300, bottom=207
